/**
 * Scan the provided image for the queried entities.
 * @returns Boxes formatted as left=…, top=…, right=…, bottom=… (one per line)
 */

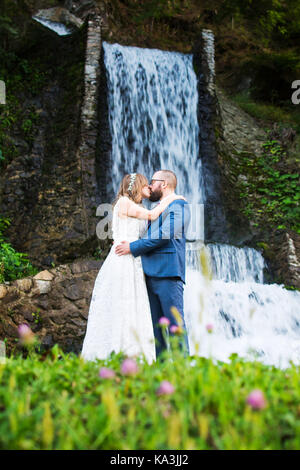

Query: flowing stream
left=103, top=41, right=300, bottom=368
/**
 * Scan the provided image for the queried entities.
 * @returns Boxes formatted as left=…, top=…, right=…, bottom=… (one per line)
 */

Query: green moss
left=0, top=56, right=50, bottom=169
left=232, top=91, right=300, bottom=133
left=283, top=285, right=300, bottom=292
left=229, top=138, right=300, bottom=234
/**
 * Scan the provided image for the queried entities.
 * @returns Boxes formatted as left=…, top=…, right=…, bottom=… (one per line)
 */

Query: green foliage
left=0, top=216, right=38, bottom=283
left=235, top=137, right=300, bottom=233
left=0, top=343, right=300, bottom=450
left=199, top=0, right=299, bottom=44
left=0, top=15, right=18, bottom=38
left=128, top=0, right=185, bottom=23
left=284, top=285, right=300, bottom=292
left=0, top=55, right=48, bottom=168
left=92, top=239, right=113, bottom=261
left=0, top=12, right=18, bottom=56
left=31, top=308, right=42, bottom=325
left=0, top=242, right=38, bottom=284
left=245, top=50, right=300, bottom=103
left=233, top=92, right=300, bottom=132
left=0, top=148, right=4, bottom=165
left=101, top=0, right=300, bottom=104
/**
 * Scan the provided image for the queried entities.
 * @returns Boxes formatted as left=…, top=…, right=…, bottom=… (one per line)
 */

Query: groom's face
left=149, top=173, right=164, bottom=202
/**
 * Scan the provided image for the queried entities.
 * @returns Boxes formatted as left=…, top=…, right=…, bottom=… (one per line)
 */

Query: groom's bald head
left=155, top=170, right=177, bottom=190
left=149, top=169, right=177, bottom=201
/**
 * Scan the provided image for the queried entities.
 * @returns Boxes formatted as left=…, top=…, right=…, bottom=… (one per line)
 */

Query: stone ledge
left=0, top=258, right=103, bottom=355
left=71, top=259, right=102, bottom=274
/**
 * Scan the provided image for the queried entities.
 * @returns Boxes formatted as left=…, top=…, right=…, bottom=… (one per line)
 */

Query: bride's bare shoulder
left=115, top=195, right=129, bottom=206
left=118, top=196, right=140, bottom=207
left=115, top=196, right=131, bottom=218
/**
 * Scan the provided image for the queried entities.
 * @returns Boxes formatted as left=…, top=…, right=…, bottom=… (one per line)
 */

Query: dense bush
left=0, top=217, right=38, bottom=283
left=231, top=137, right=300, bottom=234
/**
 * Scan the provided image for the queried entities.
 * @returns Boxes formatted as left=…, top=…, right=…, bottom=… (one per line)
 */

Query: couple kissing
left=81, top=169, right=190, bottom=363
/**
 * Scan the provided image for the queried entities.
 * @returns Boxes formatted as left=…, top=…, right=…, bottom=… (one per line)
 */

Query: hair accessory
left=128, top=173, right=137, bottom=192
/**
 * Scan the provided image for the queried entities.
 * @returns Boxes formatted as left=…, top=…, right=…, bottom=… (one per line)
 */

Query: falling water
left=102, top=41, right=300, bottom=368
left=185, top=244, right=300, bottom=368
left=32, top=16, right=72, bottom=36
left=103, top=42, right=203, bottom=206
left=188, top=242, right=265, bottom=283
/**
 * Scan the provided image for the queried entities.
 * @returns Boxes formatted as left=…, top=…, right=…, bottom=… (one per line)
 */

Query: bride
left=81, top=173, right=185, bottom=364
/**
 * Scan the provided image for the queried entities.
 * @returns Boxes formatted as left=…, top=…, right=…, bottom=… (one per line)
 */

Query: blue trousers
left=145, top=276, right=190, bottom=358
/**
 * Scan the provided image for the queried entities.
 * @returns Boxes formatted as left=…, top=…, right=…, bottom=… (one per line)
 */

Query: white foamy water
left=33, top=17, right=72, bottom=36
left=103, top=42, right=203, bottom=207
left=102, top=41, right=300, bottom=368
left=187, top=242, right=266, bottom=283
left=185, top=267, right=300, bottom=369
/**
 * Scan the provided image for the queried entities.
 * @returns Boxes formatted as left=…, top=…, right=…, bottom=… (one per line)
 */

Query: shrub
left=0, top=216, right=38, bottom=283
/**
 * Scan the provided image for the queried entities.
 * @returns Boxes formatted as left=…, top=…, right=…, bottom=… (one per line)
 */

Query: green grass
left=232, top=91, right=300, bottom=133
left=0, top=344, right=300, bottom=450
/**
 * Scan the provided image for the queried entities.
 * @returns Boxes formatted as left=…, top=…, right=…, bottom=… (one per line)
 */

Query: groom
left=115, top=169, right=190, bottom=358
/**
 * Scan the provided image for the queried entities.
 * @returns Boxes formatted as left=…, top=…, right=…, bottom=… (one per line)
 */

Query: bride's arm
left=118, top=194, right=186, bottom=221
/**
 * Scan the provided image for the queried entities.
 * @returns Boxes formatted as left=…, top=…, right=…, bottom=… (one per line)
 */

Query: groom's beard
left=149, top=188, right=163, bottom=202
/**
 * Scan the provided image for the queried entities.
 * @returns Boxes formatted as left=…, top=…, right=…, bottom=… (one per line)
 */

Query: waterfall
left=207, top=243, right=265, bottom=283
left=102, top=41, right=300, bottom=368
left=32, top=16, right=72, bottom=35
left=103, top=42, right=203, bottom=207
left=185, top=243, right=300, bottom=368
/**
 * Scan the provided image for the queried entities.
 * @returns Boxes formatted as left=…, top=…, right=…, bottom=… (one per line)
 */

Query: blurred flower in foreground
left=170, top=306, right=183, bottom=327
left=206, top=323, right=214, bottom=333
left=157, top=381, right=175, bottom=396
left=121, top=358, right=139, bottom=376
left=246, top=389, right=267, bottom=410
left=18, top=324, right=35, bottom=345
left=99, top=367, right=115, bottom=379
left=159, top=317, right=170, bottom=327
left=200, top=246, right=213, bottom=282
left=170, top=325, right=183, bottom=335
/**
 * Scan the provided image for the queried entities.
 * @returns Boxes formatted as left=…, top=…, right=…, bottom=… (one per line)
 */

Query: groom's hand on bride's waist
left=115, top=241, right=131, bottom=256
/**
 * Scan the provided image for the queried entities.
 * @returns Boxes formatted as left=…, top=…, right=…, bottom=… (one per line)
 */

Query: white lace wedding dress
left=81, top=198, right=156, bottom=364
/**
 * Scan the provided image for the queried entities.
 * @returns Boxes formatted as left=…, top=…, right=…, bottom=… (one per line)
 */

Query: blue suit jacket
left=130, top=200, right=190, bottom=283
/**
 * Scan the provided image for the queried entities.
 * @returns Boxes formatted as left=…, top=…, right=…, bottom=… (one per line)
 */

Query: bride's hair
left=113, top=173, right=148, bottom=205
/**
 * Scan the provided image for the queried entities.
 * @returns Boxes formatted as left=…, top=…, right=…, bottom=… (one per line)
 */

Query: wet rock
left=15, top=278, right=33, bottom=293
left=34, top=280, right=52, bottom=294
left=0, top=287, right=20, bottom=304
left=0, top=11, right=106, bottom=271
left=34, top=270, right=54, bottom=281
left=0, top=258, right=99, bottom=355
left=33, top=7, right=84, bottom=30
left=42, top=334, right=54, bottom=348
left=71, top=259, right=102, bottom=274
left=63, top=280, right=86, bottom=300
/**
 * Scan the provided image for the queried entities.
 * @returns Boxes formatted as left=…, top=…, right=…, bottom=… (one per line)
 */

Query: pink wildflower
left=246, top=389, right=267, bottom=410
left=99, top=367, right=115, bottom=379
left=18, top=324, right=35, bottom=345
left=159, top=317, right=170, bottom=327
left=157, top=380, right=175, bottom=396
left=121, top=358, right=139, bottom=376
left=170, top=325, right=183, bottom=334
